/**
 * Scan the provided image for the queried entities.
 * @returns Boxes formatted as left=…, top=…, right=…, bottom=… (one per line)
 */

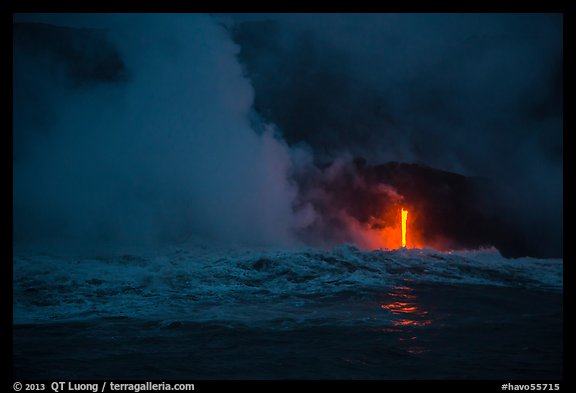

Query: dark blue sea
left=13, top=246, right=562, bottom=379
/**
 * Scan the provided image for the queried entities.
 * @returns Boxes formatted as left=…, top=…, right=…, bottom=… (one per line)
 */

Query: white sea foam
left=13, top=245, right=562, bottom=325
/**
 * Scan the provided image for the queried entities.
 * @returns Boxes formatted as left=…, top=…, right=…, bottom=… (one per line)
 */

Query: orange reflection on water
left=386, top=291, right=416, bottom=300
left=381, top=302, right=422, bottom=314
left=381, top=284, right=433, bottom=354
left=392, top=319, right=432, bottom=327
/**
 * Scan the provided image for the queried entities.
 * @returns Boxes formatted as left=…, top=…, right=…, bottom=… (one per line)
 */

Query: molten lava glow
left=401, top=208, right=408, bottom=248
left=364, top=203, right=424, bottom=250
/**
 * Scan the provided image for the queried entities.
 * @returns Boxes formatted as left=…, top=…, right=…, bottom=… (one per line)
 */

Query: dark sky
left=12, top=13, right=562, bottom=256
left=228, top=14, right=562, bottom=172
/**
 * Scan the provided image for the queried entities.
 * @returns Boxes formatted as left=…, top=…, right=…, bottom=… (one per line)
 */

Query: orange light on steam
left=401, top=208, right=408, bottom=248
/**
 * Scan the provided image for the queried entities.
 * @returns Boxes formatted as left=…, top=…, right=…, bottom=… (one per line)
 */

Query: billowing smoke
left=13, top=14, right=314, bottom=254
left=226, top=13, right=563, bottom=257
left=13, top=13, right=562, bottom=258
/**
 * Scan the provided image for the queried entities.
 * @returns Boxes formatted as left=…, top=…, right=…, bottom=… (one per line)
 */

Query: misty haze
left=13, top=13, right=563, bottom=380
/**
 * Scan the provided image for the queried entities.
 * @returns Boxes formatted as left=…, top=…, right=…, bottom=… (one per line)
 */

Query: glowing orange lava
left=365, top=202, right=424, bottom=250
left=401, top=208, right=408, bottom=248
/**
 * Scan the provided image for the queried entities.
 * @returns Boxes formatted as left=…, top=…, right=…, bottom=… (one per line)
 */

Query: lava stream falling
left=401, top=208, right=408, bottom=248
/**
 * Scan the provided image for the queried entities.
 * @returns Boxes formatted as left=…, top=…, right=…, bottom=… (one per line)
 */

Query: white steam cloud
left=13, top=14, right=313, bottom=253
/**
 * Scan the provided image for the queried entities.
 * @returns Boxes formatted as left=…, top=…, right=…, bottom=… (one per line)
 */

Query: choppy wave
left=13, top=245, right=562, bottom=325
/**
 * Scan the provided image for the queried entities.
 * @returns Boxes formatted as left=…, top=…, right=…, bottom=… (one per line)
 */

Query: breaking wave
left=13, top=246, right=562, bottom=326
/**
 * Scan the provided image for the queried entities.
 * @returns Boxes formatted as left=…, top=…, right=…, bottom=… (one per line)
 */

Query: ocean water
left=13, top=246, right=563, bottom=379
